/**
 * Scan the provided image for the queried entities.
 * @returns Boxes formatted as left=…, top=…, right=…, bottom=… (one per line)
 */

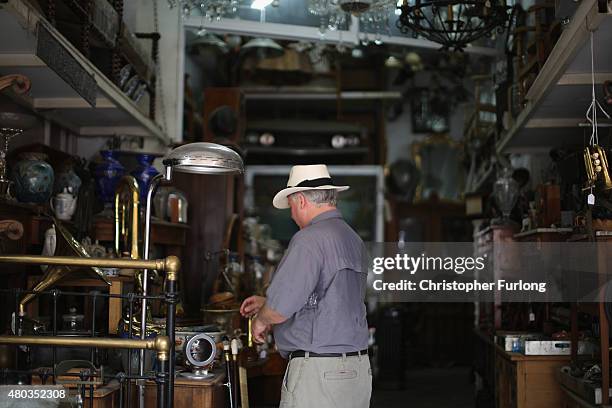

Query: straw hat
left=272, top=164, right=349, bottom=209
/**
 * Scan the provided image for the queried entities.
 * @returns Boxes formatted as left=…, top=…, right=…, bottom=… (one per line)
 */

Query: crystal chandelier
left=308, top=0, right=396, bottom=44
left=166, top=0, right=238, bottom=19
left=396, top=0, right=511, bottom=50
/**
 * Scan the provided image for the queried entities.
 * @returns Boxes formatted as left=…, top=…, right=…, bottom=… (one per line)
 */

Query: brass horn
left=114, top=176, right=140, bottom=259
left=584, top=145, right=612, bottom=190
left=19, top=219, right=110, bottom=315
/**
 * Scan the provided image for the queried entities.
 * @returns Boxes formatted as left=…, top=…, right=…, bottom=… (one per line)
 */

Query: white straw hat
left=272, top=164, right=349, bottom=209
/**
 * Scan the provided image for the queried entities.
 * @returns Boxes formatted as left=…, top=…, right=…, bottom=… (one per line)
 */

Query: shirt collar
left=307, top=209, right=343, bottom=226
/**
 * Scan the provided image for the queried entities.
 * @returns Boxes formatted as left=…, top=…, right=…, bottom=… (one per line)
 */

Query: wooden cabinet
left=474, top=225, right=517, bottom=330
left=495, top=345, right=570, bottom=408
left=144, top=373, right=227, bottom=408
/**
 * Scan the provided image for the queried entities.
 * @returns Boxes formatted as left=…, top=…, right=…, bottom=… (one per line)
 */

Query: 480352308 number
left=6, top=388, right=66, bottom=399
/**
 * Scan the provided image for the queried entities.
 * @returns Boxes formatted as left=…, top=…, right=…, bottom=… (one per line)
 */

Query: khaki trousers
left=279, top=353, right=372, bottom=408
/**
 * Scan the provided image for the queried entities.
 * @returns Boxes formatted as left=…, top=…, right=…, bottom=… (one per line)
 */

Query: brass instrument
left=114, top=176, right=140, bottom=259
left=584, top=145, right=612, bottom=190
left=19, top=219, right=110, bottom=313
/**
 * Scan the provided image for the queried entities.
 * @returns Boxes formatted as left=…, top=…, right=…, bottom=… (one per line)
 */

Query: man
left=240, top=164, right=371, bottom=408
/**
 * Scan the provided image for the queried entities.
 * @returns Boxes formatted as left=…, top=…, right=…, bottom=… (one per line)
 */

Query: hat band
left=291, top=177, right=334, bottom=188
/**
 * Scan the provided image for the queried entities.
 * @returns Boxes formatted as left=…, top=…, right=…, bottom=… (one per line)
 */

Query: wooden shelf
left=93, top=216, right=189, bottom=247
left=496, top=0, right=612, bottom=153
left=0, top=0, right=169, bottom=143
left=243, top=87, right=402, bottom=101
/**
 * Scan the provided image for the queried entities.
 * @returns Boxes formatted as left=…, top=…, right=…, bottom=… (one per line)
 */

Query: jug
left=50, top=188, right=77, bottom=221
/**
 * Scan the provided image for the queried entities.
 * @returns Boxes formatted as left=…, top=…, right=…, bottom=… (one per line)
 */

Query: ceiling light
left=251, top=0, right=273, bottom=9
left=241, top=38, right=285, bottom=59
left=385, top=56, right=403, bottom=68
left=396, top=0, right=512, bottom=50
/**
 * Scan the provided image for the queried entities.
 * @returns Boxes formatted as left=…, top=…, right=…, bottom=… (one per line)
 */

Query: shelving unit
left=0, top=0, right=169, bottom=143
left=242, top=88, right=402, bottom=101
left=496, top=0, right=612, bottom=153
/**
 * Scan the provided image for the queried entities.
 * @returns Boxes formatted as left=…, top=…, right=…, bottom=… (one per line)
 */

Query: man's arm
left=252, top=303, right=287, bottom=343
left=257, top=304, right=287, bottom=326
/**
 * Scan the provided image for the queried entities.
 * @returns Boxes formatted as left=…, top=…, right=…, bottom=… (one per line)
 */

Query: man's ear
left=298, top=192, right=307, bottom=209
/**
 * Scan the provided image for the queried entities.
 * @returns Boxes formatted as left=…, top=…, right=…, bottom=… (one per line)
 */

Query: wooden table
left=495, top=343, right=570, bottom=408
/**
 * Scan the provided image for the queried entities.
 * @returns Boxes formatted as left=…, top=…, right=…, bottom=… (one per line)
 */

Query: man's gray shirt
left=266, top=209, right=369, bottom=358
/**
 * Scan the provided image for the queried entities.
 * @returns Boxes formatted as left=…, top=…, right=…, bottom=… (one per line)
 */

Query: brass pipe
left=0, top=255, right=180, bottom=275
left=114, top=176, right=140, bottom=259
left=0, top=335, right=170, bottom=361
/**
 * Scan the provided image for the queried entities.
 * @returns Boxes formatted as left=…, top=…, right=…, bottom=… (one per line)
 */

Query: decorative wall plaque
left=36, top=24, right=97, bottom=107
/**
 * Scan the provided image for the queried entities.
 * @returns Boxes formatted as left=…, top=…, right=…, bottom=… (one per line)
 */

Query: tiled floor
left=371, top=367, right=475, bottom=408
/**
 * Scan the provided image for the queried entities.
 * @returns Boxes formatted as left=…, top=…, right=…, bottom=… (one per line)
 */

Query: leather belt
left=289, top=349, right=368, bottom=360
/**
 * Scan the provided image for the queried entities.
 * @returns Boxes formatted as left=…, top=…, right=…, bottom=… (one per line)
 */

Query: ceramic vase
left=11, top=152, right=54, bottom=203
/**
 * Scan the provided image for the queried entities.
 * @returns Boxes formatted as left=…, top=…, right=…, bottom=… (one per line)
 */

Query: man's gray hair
left=289, top=189, right=338, bottom=206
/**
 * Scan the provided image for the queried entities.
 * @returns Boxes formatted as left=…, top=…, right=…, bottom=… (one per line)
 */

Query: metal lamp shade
left=241, top=38, right=284, bottom=59
left=162, top=142, right=244, bottom=175
left=191, top=33, right=229, bottom=55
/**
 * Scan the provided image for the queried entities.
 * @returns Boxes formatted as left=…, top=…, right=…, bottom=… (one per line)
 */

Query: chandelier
left=166, top=0, right=238, bottom=19
left=396, top=0, right=511, bottom=50
left=308, top=0, right=396, bottom=44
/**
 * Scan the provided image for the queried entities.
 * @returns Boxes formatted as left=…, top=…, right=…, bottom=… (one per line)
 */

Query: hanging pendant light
left=396, top=0, right=512, bottom=51
left=241, top=38, right=285, bottom=59
left=190, top=33, right=230, bottom=56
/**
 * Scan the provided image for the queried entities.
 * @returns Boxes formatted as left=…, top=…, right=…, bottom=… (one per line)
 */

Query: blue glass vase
left=130, top=154, right=159, bottom=204
left=12, top=153, right=54, bottom=203
left=94, top=150, right=125, bottom=207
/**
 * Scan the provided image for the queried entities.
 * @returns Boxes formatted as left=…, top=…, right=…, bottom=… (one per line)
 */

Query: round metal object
left=163, top=142, right=244, bottom=175
left=179, top=369, right=214, bottom=380
left=184, top=333, right=217, bottom=368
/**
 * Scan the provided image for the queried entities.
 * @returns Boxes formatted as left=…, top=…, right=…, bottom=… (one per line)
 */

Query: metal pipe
left=139, top=172, right=163, bottom=408
left=0, top=335, right=170, bottom=360
left=165, top=273, right=178, bottom=408
left=224, top=343, right=235, bottom=408
left=52, top=290, right=57, bottom=380
left=157, top=358, right=168, bottom=408
left=0, top=254, right=179, bottom=272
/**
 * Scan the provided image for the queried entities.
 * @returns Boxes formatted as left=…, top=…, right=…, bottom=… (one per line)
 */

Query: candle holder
left=0, top=74, right=34, bottom=199
left=0, top=112, right=39, bottom=199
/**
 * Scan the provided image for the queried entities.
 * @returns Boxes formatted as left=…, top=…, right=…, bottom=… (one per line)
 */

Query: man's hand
left=240, top=295, right=266, bottom=317
left=251, top=316, right=270, bottom=344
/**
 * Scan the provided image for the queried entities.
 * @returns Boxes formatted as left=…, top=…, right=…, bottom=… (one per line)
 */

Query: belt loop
left=342, top=352, right=347, bottom=362
left=358, top=350, right=362, bottom=361
left=305, top=351, right=310, bottom=361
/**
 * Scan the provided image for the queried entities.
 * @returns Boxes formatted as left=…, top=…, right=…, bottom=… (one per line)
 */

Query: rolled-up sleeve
left=265, top=237, right=321, bottom=319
